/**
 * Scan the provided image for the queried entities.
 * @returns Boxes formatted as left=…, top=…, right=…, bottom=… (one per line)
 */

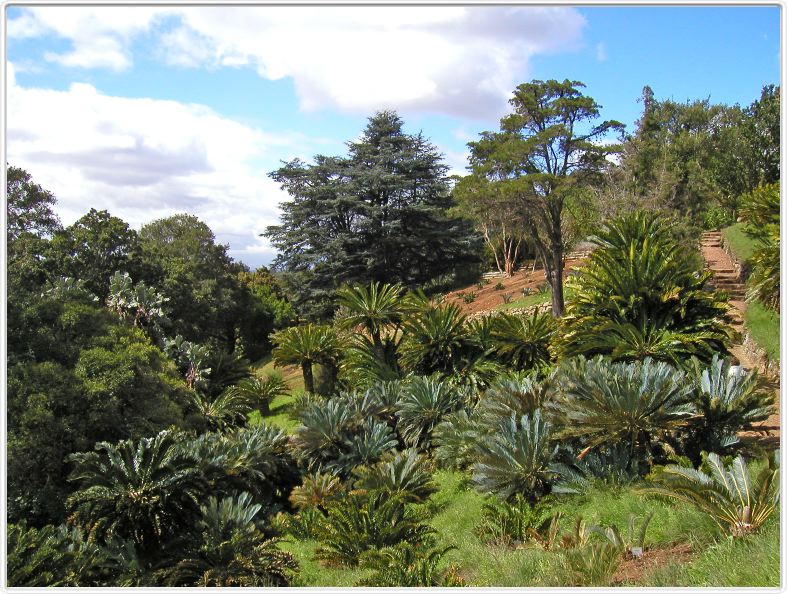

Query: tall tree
left=265, top=111, right=481, bottom=319
left=466, top=80, right=623, bottom=316
left=138, top=214, right=251, bottom=350
left=47, top=209, right=144, bottom=301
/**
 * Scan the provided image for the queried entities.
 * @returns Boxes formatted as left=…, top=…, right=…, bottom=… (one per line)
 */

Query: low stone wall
left=719, top=234, right=751, bottom=281
left=468, top=302, right=551, bottom=320
left=742, top=331, right=781, bottom=379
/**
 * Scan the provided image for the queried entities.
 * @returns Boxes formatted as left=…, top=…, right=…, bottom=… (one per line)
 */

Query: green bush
left=314, top=491, right=436, bottom=567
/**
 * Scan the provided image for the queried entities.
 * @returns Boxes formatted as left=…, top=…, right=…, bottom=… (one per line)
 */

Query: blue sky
left=6, top=5, right=781, bottom=267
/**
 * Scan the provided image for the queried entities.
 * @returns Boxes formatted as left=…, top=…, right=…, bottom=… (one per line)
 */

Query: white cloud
left=6, top=69, right=307, bottom=266
left=596, top=42, right=608, bottom=62
left=9, top=6, right=586, bottom=119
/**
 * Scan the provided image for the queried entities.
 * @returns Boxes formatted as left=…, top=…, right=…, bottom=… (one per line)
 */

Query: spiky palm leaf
left=289, top=472, right=344, bottom=511
left=476, top=372, right=552, bottom=432
left=336, top=281, right=405, bottom=344
left=66, top=431, right=203, bottom=557
left=187, top=388, right=253, bottom=431
left=314, top=491, right=435, bottom=567
left=357, top=543, right=463, bottom=587
left=395, top=375, right=462, bottom=449
left=640, top=452, right=779, bottom=537
left=490, top=310, right=556, bottom=371
left=271, top=324, right=342, bottom=393
left=230, top=373, right=289, bottom=416
left=433, top=409, right=480, bottom=470
left=352, top=449, right=436, bottom=502
left=681, top=355, right=774, bottom=460
left=400, top=301, right=475, bottom=375
left=337, top=419, right=398, bottom=472
left=553, top=357, right=695, bottom=468
left=163, top=493, right=298, bottom=586
left=561, top=210, right=732, bottom=365
left=472, top=410, right=560, bottom=501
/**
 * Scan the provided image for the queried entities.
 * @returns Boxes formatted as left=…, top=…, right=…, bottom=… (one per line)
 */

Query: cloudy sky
left=6, top=5, right=781, bottom=267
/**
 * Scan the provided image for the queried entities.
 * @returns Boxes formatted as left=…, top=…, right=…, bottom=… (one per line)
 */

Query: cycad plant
left=640, top=452, right=779, bottom=538
left=560, top=211, right=731, bottom=366
left=229, top=372, right=289, bottom=416
left=271, top=324, right=342, bottom=394
left=476, top=372, right=553, bottom=432
left=66, top=431, right=203, bottom=560
left=489, top=310, right=556, bottom=372
left=289, top=472, right=344, bottom=511
left=314, top=490, right=435, bottom=567
left=399, top=301, right=475, bottom=375
left=395, top=375, right=462, bottom=450
left=336, top=281, right=405, bottom=356
left=740, top=182, right=779, bottom=310
left=186, top=388, right=253, bottom=432
left=432, top=409, right=480, bottom=470
left=357, top=543, right=464, bottom=586
left=680, top=355, right=774, bottom=462
left=553, top=357, right=695, bottom=470
left=477, top=494, right=556, bottom=547
left=163, top=493, right=298, bottom=586
left=352, top=449, right=437, bottom=503
left=472, top=410, right=560, bottom=501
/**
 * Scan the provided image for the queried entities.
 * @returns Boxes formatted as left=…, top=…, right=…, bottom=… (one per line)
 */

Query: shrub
left=288, top=472, right=344, bottom=511
left=475, top=372, right=552, bottom=432
left=501, top=292, right=514, bottom=304
left=558, top=542, right=621, bottom=586
left=560, top=211, right=731, bottom=366
left=589, top=511, right=654, bottom=559
left=680, top=355, right=774, bottom=462
left=640, top=452, right=779, bottom=538
left=432, top=409, right=480, bottom=470
left=476, top=494, right=557, bottom=547
left=494, top=282, right=506, bottom=291
left=489, top=311, right=555, bottom=372
left=740, top=182, right=779, bottom=309
left=462, top=291, right=477, bottom=304
left=395, top=375, right=463, bottom=449
left=400, top=301, right=475, bottom=376
left=357, top=543, right=465, bottom=586
left=352, top=449, right=436, bottom=503
left=314, top=491, right=436, bottom=567
left=472, top=410, right=560, bottom=501
left=553, top=357, right=695, bottom=471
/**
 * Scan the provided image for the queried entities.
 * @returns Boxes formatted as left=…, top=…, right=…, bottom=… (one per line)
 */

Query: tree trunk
left=301, top=360, right=314, bottom=394
left=542, top=243, right=565, bottom=317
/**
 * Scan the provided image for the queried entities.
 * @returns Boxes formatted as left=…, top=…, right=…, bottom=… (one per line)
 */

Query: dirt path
left=700, top=231, right=780, bottom=445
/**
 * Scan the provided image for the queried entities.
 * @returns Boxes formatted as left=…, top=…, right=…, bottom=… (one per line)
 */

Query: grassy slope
left=248, top=354, right=304, bottom=433
left=721, top=223, right=780, bottom=361
left=282, top=469, right=778, bottom=587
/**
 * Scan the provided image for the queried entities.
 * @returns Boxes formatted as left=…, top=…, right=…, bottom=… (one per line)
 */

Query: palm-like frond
left=289, top=472, right=344, bottom=511
left=66, top=431, right=203, bottom=556
left=472, top=410, right=559, bottom=501
left=553, top=357, right=695, bottom=468
left=399, top=301, right=474, bottom=375
left=336, top=281, right=405, bottom=341
left=681, top=355, right=774, bottom=460
left=314, top=491, right=435, bottom=567
left=271, top=324, right=342, bottom=393
left=639, top=452, right=779, bottom=537
left=352, top=449, right=436, bottom=502
left=489, top=310, right=556, bottom=371
left=395, top=375, right=462, bottom=449
left=560, top=210, right=732, bottom=365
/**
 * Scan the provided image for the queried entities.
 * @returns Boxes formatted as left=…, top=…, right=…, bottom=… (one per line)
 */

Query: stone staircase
left=700, top=231, right=747, bottom=333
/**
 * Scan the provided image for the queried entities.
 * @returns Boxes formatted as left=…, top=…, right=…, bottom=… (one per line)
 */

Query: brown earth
left=700, top=231, right=780, bottom=445
left=612, top=543, right=694, bottom=585
left=443, top=258, right=586, bottom=316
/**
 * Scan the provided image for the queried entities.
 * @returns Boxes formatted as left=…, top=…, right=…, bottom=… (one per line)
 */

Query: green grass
left=496, top=290, right=552, bottom=311
left=643, top=515, right=779, bottom=587
left=247, top=354, right=304, bottom=433
left=721, top=223, right=756, bottom=262
left=282, top=469, right=771, bottom=587
left=745, top=299, right=780, bottom=362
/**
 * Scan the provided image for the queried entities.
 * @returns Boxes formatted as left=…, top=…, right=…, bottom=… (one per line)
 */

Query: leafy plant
left=357, top=543, right=465, bottom=586
left=314, top=491, right=436, bottom=567
left=66, top=431, right=203, bottom=559
left=554, top=357, right=695, bottom=470
left=589, top=511, right=654, bottom=558
left=186, top=388, right=253, bottom=432
left=681, top=355, right=774, bottom=462
left=395, top=375, right=462, bottom=449
left=489, top=311, right=555, bottom=372
left=477, top=494, right=556, bottom=547
left=289, top=472, right=344, bottom=511
left=400, top=301, right=475, bottom=375
left=163, top=493, right=298, bottom=586
left=271, top=324, right=342, bottom=394
left=433, top=409, right=480, bottom=470
left=640, top=452, right=779, bottom=537
left=561, top=211, right=731, bottom=366
left=462, top=291, right=477, bottom=304
left=501, top=292, right=514, bottom=304
left=352, top=449, right=437, bottom=502
left=494, top=282, right=506, bottom=291
left=558, top=542, right=621, bottom=586
left=229, top=372, right=288, bottom=416
left=476, top=372, right=552, bottom=432
left=472, top=410, right=560, bottom=501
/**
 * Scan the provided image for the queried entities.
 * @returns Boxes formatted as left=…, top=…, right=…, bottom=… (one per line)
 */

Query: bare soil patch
left=612, top=543, right=694, bottom=585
